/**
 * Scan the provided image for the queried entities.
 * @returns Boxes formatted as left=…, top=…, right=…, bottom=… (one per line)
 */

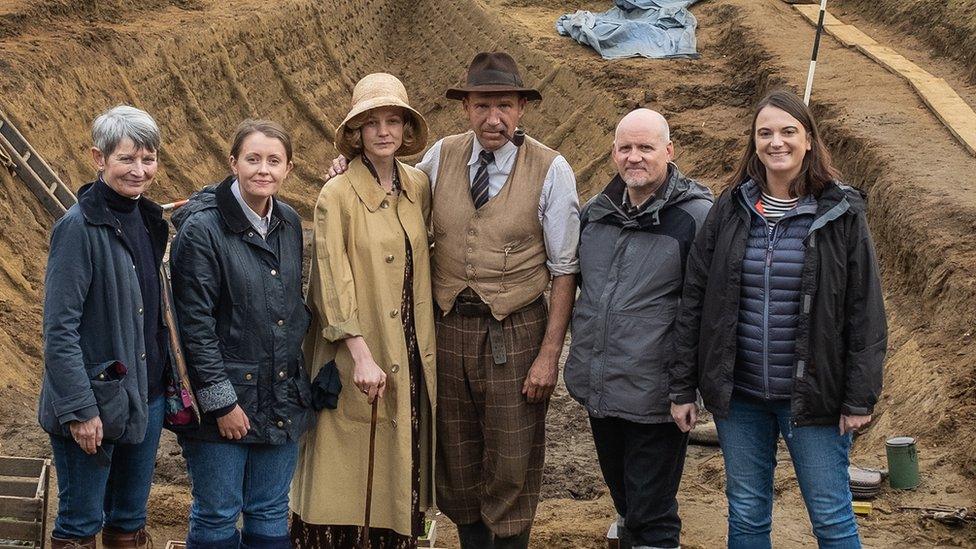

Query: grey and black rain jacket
left=565, top=165, right=713, bottom=423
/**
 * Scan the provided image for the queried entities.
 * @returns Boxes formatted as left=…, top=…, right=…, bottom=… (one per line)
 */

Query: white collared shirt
left=231, top=179, right=273, bottom=239
left=416, top=135, right=581, bottom=276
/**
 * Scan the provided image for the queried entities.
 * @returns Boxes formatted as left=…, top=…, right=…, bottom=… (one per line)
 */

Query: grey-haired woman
left=38, top=105, right=172, bottom=549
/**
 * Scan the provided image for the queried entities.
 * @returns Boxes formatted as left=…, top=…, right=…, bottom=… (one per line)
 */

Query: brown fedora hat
left=445, top=52, right=542, bottom=101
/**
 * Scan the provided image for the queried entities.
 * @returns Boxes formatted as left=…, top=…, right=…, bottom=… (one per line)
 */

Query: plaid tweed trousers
left=435, top=298, right=549, bottom=538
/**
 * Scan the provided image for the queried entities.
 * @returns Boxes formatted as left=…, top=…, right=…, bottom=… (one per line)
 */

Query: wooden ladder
left=0, top=110, right=77, bottom=219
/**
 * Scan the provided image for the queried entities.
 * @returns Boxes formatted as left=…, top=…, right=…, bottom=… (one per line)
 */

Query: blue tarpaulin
left=556, top=0, right=700, bottom=60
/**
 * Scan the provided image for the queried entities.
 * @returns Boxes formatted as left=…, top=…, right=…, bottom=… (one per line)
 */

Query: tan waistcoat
left=431, top=131, right=558, bottom=319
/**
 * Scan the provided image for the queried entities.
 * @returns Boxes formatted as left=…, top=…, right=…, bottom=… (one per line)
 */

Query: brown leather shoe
left=50, top=536, right=96, bottom=549
left=102, top=526, right=152, bottom=549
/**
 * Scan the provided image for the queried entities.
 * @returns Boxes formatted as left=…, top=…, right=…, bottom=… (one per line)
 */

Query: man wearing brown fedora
left=422, top=51, right=579, bottom=549
left=329, top=51, right=579, bottom=548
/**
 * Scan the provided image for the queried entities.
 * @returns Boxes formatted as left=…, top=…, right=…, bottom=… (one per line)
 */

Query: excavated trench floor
left=1, top=0, right=975, bottom=546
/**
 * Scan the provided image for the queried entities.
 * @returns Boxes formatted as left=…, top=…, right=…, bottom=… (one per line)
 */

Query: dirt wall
left=834, top=0, right=976, bottom=85
left=2, top=0, right=976, bottom=545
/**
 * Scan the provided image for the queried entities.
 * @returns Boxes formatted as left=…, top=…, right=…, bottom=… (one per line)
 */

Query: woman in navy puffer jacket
left=669, top=90, right=886, bottom=549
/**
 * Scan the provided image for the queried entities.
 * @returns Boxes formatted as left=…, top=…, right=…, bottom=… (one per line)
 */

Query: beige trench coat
left=290, top=157, right=437, bottom=536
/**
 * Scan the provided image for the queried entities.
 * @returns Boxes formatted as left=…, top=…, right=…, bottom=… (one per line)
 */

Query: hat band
left=467, top=69, right=523, bottom=88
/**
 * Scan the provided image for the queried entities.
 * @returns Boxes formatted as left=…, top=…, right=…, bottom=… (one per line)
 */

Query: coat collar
left=214, top=175, right=289, bottom=234
left=78, top=179, right=165, bottom=230
left=77, top=179, right=169, bottom=261
left=347, top=156, right=417, bottom=212
left=588, top=163, right=680, bottom=228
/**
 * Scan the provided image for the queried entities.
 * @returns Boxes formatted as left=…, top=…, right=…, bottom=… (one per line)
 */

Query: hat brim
left=445, top=85, right=542, bottom=101
left=334, top=97, right=430, bottom=158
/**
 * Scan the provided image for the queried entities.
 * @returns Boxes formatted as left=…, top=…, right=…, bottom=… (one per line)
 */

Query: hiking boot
left=50, top=536, right=96, bottom=549
left=102, top=526, right=152, bottom=549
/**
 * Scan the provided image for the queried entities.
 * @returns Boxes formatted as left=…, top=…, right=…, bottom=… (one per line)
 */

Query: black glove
left=310, top=360, right=342, bottom=411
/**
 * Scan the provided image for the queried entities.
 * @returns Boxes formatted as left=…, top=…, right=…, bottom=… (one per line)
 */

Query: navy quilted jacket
left=735, top=182, right=815, bottom=400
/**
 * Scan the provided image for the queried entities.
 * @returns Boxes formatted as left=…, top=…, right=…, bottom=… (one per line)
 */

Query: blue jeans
left=715, top=394, right=860, bottom=549
left=49, top=396, right=165, bottom=539
left=179, top=437, right=297, bottom=548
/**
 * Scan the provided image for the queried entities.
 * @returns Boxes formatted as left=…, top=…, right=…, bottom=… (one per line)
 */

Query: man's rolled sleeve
left=540, top=155, right=581, bottom=276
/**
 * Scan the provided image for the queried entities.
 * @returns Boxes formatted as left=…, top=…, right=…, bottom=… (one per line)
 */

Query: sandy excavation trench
left=2, top=0, right=976, bottom=546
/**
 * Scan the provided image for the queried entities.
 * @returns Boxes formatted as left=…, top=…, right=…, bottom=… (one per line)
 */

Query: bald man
left=564, top=109, right=713, bottom=549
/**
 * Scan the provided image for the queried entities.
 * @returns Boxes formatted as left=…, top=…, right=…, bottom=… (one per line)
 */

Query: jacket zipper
left=763, top=223, right=776, bottom=400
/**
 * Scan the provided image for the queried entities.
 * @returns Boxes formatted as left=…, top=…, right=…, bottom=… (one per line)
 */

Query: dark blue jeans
left=715, top=394, right=860, bottom=549
left=49, top=396, right=165, bottom=539
left=179, top=437, right=297, bottom=549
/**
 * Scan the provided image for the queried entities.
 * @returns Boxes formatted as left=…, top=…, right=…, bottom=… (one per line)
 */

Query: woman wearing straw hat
left=290, top=73, right=436, bottom=548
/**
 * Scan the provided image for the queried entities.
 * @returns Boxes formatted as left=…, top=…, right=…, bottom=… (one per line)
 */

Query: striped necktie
left=470, top=149, right=494, bottom=209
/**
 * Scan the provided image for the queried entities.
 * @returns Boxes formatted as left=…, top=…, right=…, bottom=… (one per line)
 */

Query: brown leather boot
left=50, top=536, right=96, bottom=549
left=102, top=526, right=152, bottom=549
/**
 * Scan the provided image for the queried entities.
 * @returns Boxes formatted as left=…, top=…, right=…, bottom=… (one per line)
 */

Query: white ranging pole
left=803, top=0, right=829, bottom=105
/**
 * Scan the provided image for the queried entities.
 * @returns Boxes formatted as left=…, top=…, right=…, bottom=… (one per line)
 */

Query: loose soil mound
left=2, top=0, right=976, bottom=546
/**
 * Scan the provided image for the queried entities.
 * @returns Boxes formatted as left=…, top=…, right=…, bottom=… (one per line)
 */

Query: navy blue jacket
left=735, top=181, right=815, bottom=400
left=170, top=176, right=312, bottom=444
left=670, top=180, right=887, bottom=425
left=38, top=181, right=169, bottom=444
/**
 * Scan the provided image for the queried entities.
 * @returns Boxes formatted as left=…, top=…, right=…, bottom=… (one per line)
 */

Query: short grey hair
left=91, top=105, right=161, bottom=155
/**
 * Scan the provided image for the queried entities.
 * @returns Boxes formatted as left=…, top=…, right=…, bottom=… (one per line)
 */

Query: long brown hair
left=729, top=90, right=839, bottom=197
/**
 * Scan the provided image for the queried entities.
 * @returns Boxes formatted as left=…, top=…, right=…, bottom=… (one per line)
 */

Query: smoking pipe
left=500, top=126, right=526, bottom=147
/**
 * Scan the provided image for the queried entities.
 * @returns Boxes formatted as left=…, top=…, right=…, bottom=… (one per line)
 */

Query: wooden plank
left=0, top=496, right=42, bottom=521
left=0, top=479, right=39, bottom=498
left=40, top=463, right=49, bottom=549
left=0, top=519, right=40, bottom=542
left=34, top=462, right=48, bottom=500
left=793, top=7, right=976, bottom=158
left=0, top=110, right=77, bottom=212
left=824, top=24, right=877, bottom=48
left=910, top=78, right=976, bottom=156
left=51, top=183, right=78, bottom=212
left=0, top=133, right=67, bottom=218
left=794, top=4, right=843, bottom=27
left=0, top=457, right=44, bottom=478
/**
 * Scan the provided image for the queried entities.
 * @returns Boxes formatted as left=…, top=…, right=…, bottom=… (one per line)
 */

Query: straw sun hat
left=335, top=73, right=429, bottom=158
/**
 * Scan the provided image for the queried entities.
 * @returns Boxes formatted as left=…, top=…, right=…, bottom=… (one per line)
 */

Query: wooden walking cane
left=361, top=398, right=379, bottom=548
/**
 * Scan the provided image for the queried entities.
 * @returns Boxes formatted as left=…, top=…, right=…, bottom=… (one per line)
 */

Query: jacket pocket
left=602, top=308, right=674, bottom=418
left=85, top=361, right=131, bottom=441
left=224, top=361, right=259, bottom=416
left=564, top=305, right=597, bottom=402
left=218, top=303, right=251, bottom=355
